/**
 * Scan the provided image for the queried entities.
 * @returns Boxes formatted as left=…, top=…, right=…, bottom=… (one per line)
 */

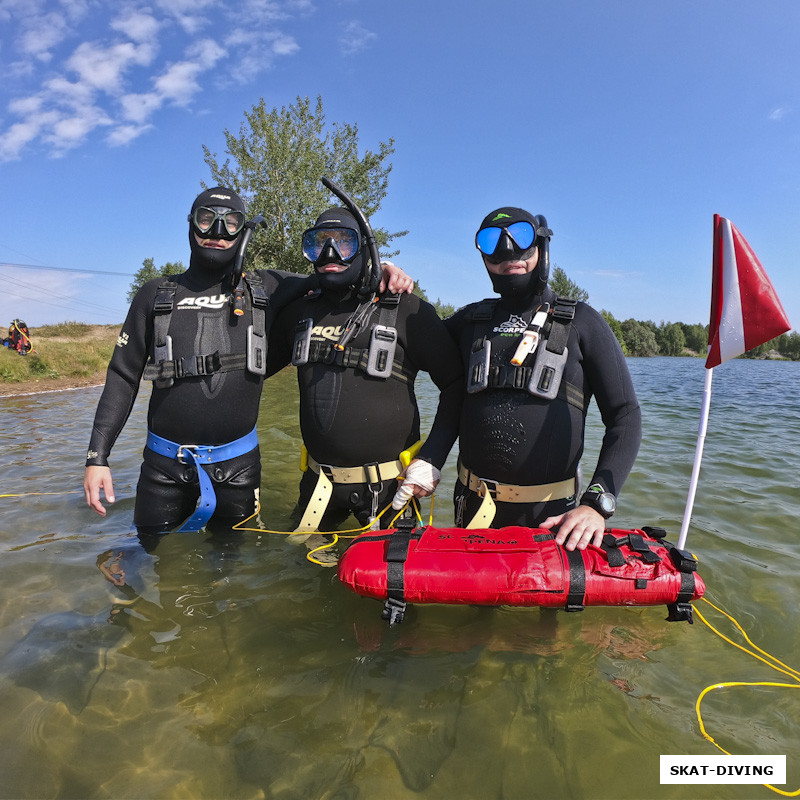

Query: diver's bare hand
left=84, top=465, right=115, bottom=516
left=379, top=260, right=414, bottom=294
left=539, top=505, right=606, bottom=551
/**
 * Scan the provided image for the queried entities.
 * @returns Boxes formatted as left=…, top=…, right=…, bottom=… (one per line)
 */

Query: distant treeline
left=599, top=313, right=799, bottom=360
left=418, top=265, right=799, bottom=360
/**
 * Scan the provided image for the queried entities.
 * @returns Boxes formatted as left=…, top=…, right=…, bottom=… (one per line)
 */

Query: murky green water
left=1, top=358, right=798, bottom=799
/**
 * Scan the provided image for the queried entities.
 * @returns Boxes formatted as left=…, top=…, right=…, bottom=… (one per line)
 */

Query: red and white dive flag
left=706, top=215, right=791, bottom=368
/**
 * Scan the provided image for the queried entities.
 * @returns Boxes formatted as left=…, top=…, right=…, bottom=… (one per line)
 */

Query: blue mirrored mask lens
left=476, top=221, right=536, bottom=255
left=506, top=221, right=535, bottom=250
left=302, top=227, right=360, bottom=263
left=475, top=227, right=502, bottom=255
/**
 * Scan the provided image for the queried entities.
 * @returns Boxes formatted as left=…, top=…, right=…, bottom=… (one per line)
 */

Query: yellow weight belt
left=458, top=464, right=576, bottom=529
left=294, top=455, right=405, bottom=533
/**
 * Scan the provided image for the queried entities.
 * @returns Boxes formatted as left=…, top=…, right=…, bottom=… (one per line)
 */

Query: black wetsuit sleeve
left=577, top=305, right=642, bottom=497
left=85, top=282, right=155, bottom=467
left=404, top=298, right=464, bottom=470
left=264, top=296, right=299, bottom=378
left=260, top=269, right=317, bottom=314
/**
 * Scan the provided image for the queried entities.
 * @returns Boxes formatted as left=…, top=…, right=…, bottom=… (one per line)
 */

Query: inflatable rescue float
left=337, top=520, right=705, bottom=624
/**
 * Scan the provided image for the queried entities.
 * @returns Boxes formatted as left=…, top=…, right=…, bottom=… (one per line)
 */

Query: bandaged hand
left=392, top=459, right=441, bottom=509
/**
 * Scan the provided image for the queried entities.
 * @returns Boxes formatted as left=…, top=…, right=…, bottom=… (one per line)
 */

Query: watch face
left=598, top=493, right=615, bottom=514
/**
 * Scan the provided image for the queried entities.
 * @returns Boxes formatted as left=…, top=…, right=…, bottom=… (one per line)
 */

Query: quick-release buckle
left=381, top=597, right=406, bottom=625
left=176, top=444, right=199, bottom=464
left=666, top=602, right=694, bottom=624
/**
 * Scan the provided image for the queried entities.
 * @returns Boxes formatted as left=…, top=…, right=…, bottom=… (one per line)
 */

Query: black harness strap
left=465, top=295, right=585, bottom=409
left=545, top=297, right=576, bottom=354
left=152, top=280, right=178, bottom=388
left=292, top=293, right=410, bottom=382
left=145, top=274, right=268, bottom=383
left=302, top=340, right=414, bottom=383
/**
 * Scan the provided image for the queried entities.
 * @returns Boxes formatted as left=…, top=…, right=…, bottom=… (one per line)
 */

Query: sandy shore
left=0, top=373, right=106, bottom=398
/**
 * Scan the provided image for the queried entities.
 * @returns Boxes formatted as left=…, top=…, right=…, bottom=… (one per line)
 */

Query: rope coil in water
left=694, top=598, right=800, bottom=797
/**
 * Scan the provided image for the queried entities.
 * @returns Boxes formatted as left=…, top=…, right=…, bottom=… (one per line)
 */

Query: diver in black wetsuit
left=445, top=207, right=641, bottom=551
left=268, top=207, right=463, bottom=537
left=84, top=188, right=410, bottom=540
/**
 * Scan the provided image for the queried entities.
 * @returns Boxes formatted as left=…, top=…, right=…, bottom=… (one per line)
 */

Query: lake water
left=1, top=357, right=798, bottom=800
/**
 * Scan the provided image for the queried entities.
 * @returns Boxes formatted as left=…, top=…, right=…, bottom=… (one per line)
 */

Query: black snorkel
left=318, top=177, right=384, bottom=352
left=230, top=215, right=268, bottom=317
left=534, top=215, right=553, bottom=294
left=321, top=176, right=381, bottom=298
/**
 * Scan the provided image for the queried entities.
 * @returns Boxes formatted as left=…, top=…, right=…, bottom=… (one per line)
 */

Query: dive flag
left=706, top=215, right=791, bottom=368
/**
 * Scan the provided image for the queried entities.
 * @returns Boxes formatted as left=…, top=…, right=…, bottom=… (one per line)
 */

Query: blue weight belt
left=145, top=427, right=259, bottom=532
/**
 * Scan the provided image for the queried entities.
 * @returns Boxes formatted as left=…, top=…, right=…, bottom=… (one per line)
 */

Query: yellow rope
left=232, top=493, right=434, bottom=566
left=695, top=597, right=800, bottom=796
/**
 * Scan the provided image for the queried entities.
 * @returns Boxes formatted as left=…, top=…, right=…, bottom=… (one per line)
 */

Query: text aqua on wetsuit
left=290, top=292, right=412, bottom=383
left=142, top=273, right=269, bottom=387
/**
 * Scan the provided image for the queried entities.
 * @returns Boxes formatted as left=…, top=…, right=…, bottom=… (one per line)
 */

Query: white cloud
left=339, top=19, right=377, bottom=57
left=106, top=122, right=152, bottom=146
left=119, top=92, right=163, bottom=125
left=769, top=105, right=790, bottom=122
left=110, top=9, right=161, bottom=43
left=18, top=11, right=71, bottom=61
left=0, top=118, right=45, bottom=160
left=0, top=0, right=305, bottom=161
left=153, top=0, right=218, bottom=35
left=67, top=40, right=156, bottom=93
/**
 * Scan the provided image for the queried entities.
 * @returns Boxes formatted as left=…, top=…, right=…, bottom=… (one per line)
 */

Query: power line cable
left=0, top=261, right=136, bottom=277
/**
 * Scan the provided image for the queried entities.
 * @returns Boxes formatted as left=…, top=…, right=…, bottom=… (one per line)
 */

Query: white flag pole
left=678, top=366, right=714, bottom=550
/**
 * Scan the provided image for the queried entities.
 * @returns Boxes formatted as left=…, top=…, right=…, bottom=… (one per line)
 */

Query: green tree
left=680, top=322, right=707, bottom=354
left=433, top=299, right=458, bottom=319
left=601, top=310, right=627, bottom=354
left=128, top=257, right=185, bottom=302
left=548, top=264, right=589, bottom=302
left=777, top=331, right=800, bottom=360
left=620, top=318, right=659, bottom=357
left=411, top=282, right=457, bottom=318
left=655, top=322, right=686, bottom=356
left=202, top=95, right=406, bottom=275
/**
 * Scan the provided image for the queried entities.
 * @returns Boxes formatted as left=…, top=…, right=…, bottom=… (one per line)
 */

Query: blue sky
left=1, top=0, right=798, bottom=331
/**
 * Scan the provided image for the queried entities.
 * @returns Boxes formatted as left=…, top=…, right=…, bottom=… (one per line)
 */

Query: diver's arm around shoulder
left=403, top=295, right=465, bottom=469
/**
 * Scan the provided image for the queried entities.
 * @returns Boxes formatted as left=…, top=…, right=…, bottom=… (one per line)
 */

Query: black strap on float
left=564, top=547, right=586, bottom=612
left=382, top=518, right=422, bottom=625
left=605, top=526, right=699, bottom=624
left=531, top=532, right=585, bottom=612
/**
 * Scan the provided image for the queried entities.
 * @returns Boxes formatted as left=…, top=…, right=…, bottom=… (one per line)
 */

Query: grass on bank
left=0, top=321, right=120, bottom=383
